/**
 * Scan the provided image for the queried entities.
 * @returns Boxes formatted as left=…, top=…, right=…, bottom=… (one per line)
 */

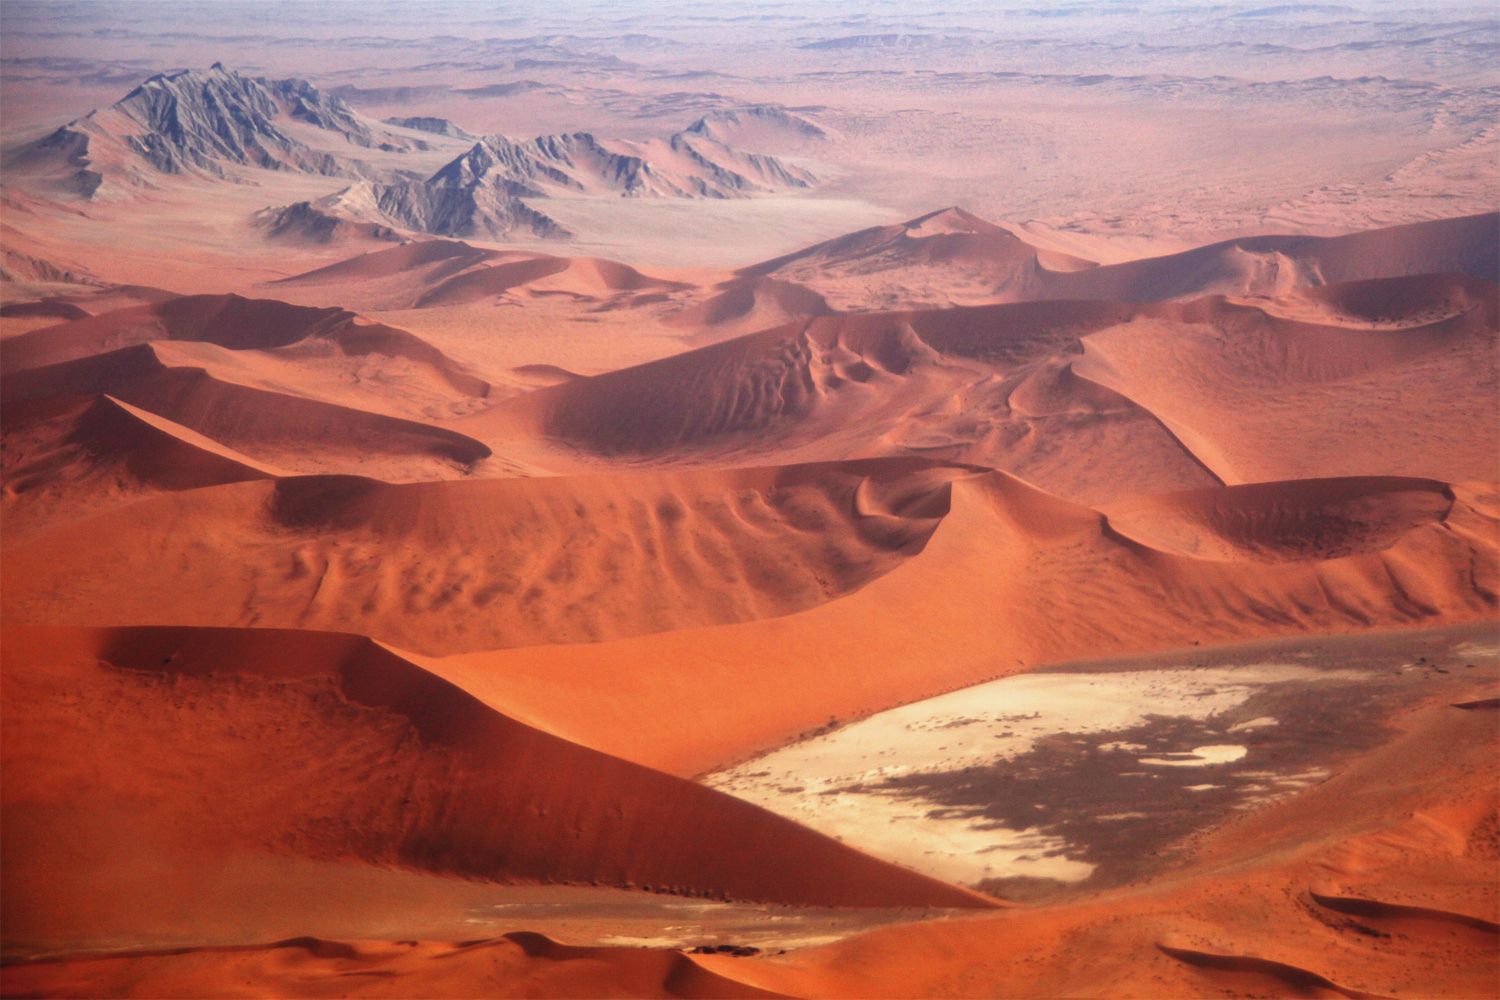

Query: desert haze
left=1, top=1, right=1497, bottom=998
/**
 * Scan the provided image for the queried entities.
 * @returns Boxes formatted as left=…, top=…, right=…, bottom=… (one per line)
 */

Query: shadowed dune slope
left=738, top=209, right=1498, bottom=309
left=486, top=276, right=1496, bottom=500
left=408, top=471, right=1497, bottom=776
left=0, top=393, right=281, bottom=541
left=1, top=344, right=491, bottom=479
left=668, top=276, right=831, bottom=342
left=272, top=239, right=689, bottom=311
left=1037, top=211, right=1500, bottom=303
left=0, top=458, right=966, bottom=653
left=1, top=623, right=991, bottom=925
left=486, top=297, right=1209, bottom=506
left=0, top=293, right=490, bottom=397
left=0, top=934, right=784, bottom=999
left=1102, top=476, right=1456, bottom=563
left=1075, top=274, right=1498, bottom=484
left=7, top=668, right=1493, bottom=999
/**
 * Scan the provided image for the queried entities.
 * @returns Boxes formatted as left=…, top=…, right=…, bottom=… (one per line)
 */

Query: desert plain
left=1, top=1, right=1498, bottom=997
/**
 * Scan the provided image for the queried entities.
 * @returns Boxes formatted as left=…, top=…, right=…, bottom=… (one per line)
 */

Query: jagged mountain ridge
left=289, top=111, right=821, bottom=240
left=7, top=63, right=428, bottom=197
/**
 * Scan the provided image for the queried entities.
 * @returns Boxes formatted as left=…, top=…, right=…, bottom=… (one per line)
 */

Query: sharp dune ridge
left=403, top=468, right=1498, bottom=777
left=0, top=933, right=788, bottom=999
left=0, top=457, right=972, bottom=653
left=0, top=292, right=492, bottom=398
left=1, top=341, right=494, bottom=478
left=480, top=273, right=1496, bottom=501
left=2, top=622, right=992, bottom=913
left=735, top=208, right=1500, bottom=310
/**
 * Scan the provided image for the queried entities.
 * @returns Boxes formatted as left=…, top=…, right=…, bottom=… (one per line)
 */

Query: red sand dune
left=1, top=934, right=785, bottom=999
left=667, top=276, right=831, bottom=342
left=1, top=393, right=280, bottom=540
left=0, top=299, right=90, bottom=322
left=7, top=689, right=1492, bottom=999
left=740, top=206, right=1097, bottom=309
left=1, top=623, right=990, bottom=948
left=1074, top=275, right=1498, bottom=485
left=483, top=277, right=1496, bottom=502
left=0, top=292, right=490, bottom=397
left=0, top=458, right=964, bottom=652
left=273, top=239, right=689, bottom=310
left=1037, top=211, right=1500, bottom=303
left=1102, top=475, right=1457, bottom=562
left=2, top=343, right=492, bottom=478
left=743, top=208, right=1498, bottom=309
left=393, top=471, right=1493, bottom=775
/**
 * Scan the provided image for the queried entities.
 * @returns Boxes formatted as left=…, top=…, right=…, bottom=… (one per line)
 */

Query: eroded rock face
left=304, top=121, right=818, bottom=240
left=18, top=64, right=427, bottom=196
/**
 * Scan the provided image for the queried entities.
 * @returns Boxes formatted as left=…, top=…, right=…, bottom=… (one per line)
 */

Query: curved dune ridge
left=739, top=206, right=1099, bottom=308
left=487, top=279, right=1495, bottom=501
left=0, top=458, right=966, bottom=653
left=412, top=254, right=685, bottom=308
left=1074, top=274, right=1498, bottom=485
left=1, top=343, right=492, bottom=478
left=398, top=470, right=1496, bottom=776
left=1307, top=889, right=1500, bottom=935
left=498, top=299, right=1145, bottom=458
left=272, top=238, right=688, bottom=310
left=0, top=292, right=491, bottom=397
left=0, top=299, right=90, bottom=322
left=666, top=275, right=832, bottom=341
left=0, top=393, right=281, bottom=540
left=1102, top=476, right=1456, bottom=562
left=6, top=690, right=1492, bottom=998
left=1, top=623, right=992, bottom=922
left=732, top=209, right=1498, bottom=310
left=1153, top=940, right=1388, bottom=1000
left=0, top=934, right=783, bottom=1000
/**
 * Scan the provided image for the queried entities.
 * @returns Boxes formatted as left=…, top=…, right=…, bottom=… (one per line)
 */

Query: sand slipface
left=2, top=7, right=1499, bottom=996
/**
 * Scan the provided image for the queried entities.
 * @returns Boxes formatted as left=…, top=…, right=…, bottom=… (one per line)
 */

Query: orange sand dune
left=2, top=344, right=491, bottom=479
left=1075, top=275, right=1499, bottom=485
left=1, top=622, right=989, bottom=957
left=2, top=934, right=782, bottom=999
left=0, top=458, right=965, bottom=653
left=741, top=208, right=1498, bottom=310
left=8, top=685, right=1492, bottom=999
left=0, top=292, right=490, bottom=397
left=666, top=276, right=831, bottom=343
left=407, top=471, right=1496, bottom=776
left=0, top=299, right=89, bottom=322
left=1102, top=475, right=1457, bottom=563
left=478, top=275, right=1496, bottom=500
left=740, top=206, right=1097, bottom=310
left=482, top=297, right=1211, bottom=505
left=0, top=393, right=280, bottom=541
left=272, top=238, right=689, bottom=311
